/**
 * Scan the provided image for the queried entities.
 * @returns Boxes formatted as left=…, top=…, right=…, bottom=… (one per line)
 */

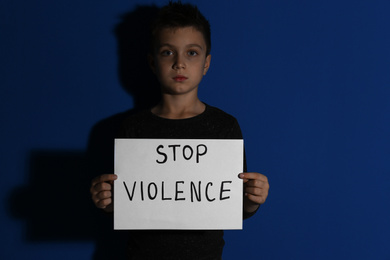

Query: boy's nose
left=172, top=55, right=185, bottom=69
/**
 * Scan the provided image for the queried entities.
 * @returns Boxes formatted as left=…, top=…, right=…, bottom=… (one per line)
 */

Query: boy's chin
left=159, top=86, right=199, bottom=96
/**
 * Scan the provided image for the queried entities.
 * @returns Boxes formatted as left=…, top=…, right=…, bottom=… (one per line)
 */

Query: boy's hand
left=239, top=172, right=269, bottom=214
left=90, top=174, right=118, bottom=213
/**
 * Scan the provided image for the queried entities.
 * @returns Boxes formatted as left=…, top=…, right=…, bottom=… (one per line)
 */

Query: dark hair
left=150, top=1, right=211, bottom=55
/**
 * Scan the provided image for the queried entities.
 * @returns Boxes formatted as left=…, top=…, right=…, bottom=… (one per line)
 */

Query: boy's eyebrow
left=158, top=43, right=204, bottom=50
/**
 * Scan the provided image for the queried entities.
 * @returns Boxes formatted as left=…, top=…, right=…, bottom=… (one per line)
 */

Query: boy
left=90, top=2, right=269, bottom=259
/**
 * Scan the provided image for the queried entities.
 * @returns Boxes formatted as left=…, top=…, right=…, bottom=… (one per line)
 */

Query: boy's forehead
left=155, top=26, right=207, bottom=47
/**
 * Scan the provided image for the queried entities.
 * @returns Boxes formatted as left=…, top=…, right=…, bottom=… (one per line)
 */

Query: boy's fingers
left=238, top=172, right=268, bottom=182
left=241, top=178, right=249, bottom=183
left=96, top=198, right=112, bottom=209
left=92, top=174, right=118, bottom=185
left=93, top=182, right=113, bottom=192
left=238, top=173, right=269, bottom=187
left=92, top=174, right=117, bottom=185
left=92, top=190, right=113, bottom=208
left=90, top=174, right=117, bottom=210
left=96, top=190, right=112, bottom=200
left=246, top=193, right=267, bottom=205
left=238, top=172, right=270, bottom=205
left=245, top=187, right=262, bottom=196
left=244, top=185, right=269, bottom=204
left=90, top=174, right=117, bottom=199
left=244, top=179, right=267, bottom=188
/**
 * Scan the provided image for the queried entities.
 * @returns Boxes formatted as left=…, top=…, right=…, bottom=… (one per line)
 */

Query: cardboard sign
left=114, top=139, right=243, bottom=230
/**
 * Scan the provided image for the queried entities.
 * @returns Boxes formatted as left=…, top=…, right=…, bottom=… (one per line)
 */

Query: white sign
left=114, top=139, right=243, bottom=230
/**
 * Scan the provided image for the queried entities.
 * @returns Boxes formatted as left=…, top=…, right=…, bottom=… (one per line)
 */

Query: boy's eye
left=161, top=50, right=173, bottom=56
left=188, top=50, right=198, bottom=56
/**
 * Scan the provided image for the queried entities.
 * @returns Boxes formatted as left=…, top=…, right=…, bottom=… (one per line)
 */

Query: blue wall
left=1, top=0, right=389, bottom=259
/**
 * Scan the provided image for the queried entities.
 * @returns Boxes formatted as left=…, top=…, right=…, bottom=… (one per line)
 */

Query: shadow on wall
left=8, top=5, right=161, bottom=260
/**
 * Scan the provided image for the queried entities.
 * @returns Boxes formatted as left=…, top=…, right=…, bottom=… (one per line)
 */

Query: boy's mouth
left=173, top=75, right=188, bottom=82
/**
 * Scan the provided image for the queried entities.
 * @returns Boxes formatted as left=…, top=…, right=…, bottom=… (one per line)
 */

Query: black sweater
left=118, top=104, right=246, bottom=260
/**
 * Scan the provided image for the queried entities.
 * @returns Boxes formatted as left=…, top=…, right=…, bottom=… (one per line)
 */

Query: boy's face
left=149, top=26, right=211, bottom=96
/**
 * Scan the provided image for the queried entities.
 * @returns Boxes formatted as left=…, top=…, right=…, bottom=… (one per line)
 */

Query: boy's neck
left=151, top=95, right=205, bottom=119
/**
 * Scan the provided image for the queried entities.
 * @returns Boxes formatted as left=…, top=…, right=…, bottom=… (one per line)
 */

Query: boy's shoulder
left=122, top=108, right=151, bottom=122
left=202, top=104, right=239, bottom=123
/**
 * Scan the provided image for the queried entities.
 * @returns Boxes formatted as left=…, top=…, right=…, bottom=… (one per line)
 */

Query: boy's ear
left=203, top=54, right=211, bottom=75
left=148, top=53, right=156, bottom=74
